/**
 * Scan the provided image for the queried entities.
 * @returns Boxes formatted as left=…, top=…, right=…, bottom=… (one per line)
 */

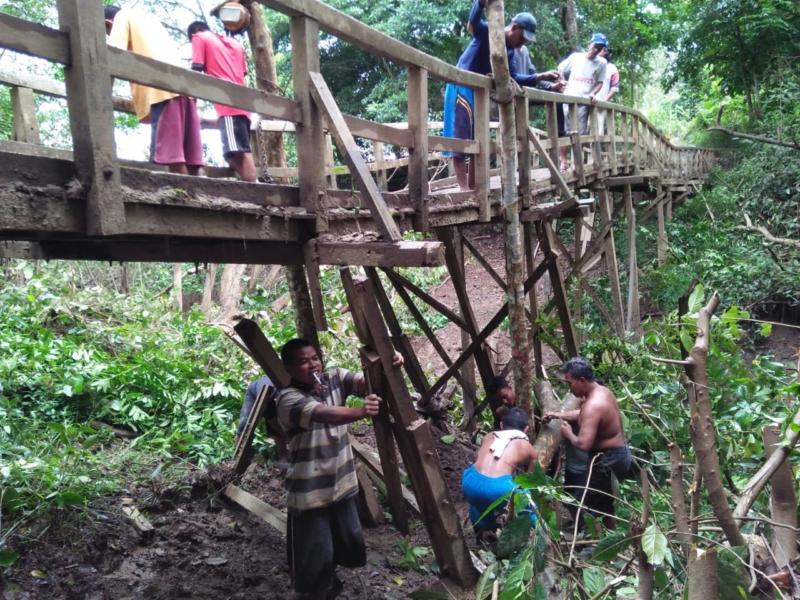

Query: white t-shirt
left=600, top=63, right=620, bottom=101
left=558, top=52, right=607, bottom=98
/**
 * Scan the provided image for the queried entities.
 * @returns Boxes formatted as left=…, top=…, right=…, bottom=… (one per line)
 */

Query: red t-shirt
left=191, top=30, right=250, bottom=119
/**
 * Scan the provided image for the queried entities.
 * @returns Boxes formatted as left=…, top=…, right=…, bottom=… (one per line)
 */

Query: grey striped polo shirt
left=276, top=368, right=359, bottom=511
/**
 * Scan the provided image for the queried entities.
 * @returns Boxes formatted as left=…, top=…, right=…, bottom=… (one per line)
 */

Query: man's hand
left=392, top=351, right=404, bottom=367
left=560, top=422, right=573, bottom=441
left=540, top=70, right=560, bottom=82
left=552, top=81, right=566, bottom=93
left=363, top=394, right=381, bottom=417
left=589, top=94, right=597, bottom=104
left=541, top=411, right=559, bottom=424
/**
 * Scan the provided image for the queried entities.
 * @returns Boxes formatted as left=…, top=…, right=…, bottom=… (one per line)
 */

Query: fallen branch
left=737, top=214, right=800, bottom=250
left=707, top=127, right=800, bottom=150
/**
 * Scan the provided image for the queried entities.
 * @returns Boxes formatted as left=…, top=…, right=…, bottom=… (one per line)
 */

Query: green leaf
left=687, top=283, right=705, bottom=313
left=56, top=490, right=85, bottom=507
left=641, top=524, right=670, bottom=566
left=760, top=322, right=773, bottom=337
left=0, top=549, right=19, bottom=568
left=440, top=433, right=455, bottom=444
left=474, top=563, right=497, bottom=600
left=513, top=462, right=554, bottom=490
left=582, top=567, right=606, bottom=596
left=593, top=531, right=631, bottom=562
left=496, top=516, right=531, bottom=560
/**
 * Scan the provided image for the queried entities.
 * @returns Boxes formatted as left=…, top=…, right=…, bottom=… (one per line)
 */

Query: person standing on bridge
left=444, top=0, right=559, bottom=191
left=596, top=46, right=620, bottom=136
left=543, top=357, right=632, bottom=531
left=104, top=5, right=204, bottom=176
left=188, top=5, right=258, bottom=183
left=557, top=33, right=608, bottom=172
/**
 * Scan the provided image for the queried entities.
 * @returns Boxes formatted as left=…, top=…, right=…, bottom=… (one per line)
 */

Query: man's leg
left=287, top=505, right=335, bottom=599
left=220, top=116, right=257, bottom=182
left=227, top=153, right=257, bottom=182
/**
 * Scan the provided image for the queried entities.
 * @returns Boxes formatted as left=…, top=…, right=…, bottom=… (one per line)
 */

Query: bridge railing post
left=474, top=86, right=491, bottom=221
left=291, top=15, right=328, bottom=233
left=621, top=111, right=630, bottom=171
left=515, top=94, right=531, bottom=207
left=56, top=0, right=124, bottom=236
left=407, top=66, right=429, bottom=231
left=569, top=103, right=585, bottom=184
left=10, top=85, right=40, bottom=144
left=608, top=109, right=618, bottom=175
left=546, top=100, right=560, bottom=183
left=589, top=103, right=601, bottom=174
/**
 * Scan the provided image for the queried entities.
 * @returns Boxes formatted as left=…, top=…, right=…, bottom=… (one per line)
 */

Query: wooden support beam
left=624, top=185, right=641, bottom=337
left=474, top=87, right=491, bottom=222
left=303, top=242, right=328, bottom=330
left=313, top=240, right=444, bottom=267
left=291, top=17, right=327, bottom=232
left=355, top=461, right=385, bottom=526
left=10, top=86, right=40, bottom=144
left=57, top=0, right=124, bottom=236
left=516, top=96, right=531, bottom=207
left=308, top=71, right=401, bottom=242
left=528, top=127, right=574, bottom=202
left=349, top=435, right=419, bottom=517
left=232, top=383, right=273, bottom=475
left=545, top=102, right=561, bottom=183
left=382, top=268, right=469, bottom=332
left=233, top=318, right=290, bottom=387
left=340, top=268, right=410, bottom=534
left=437, top=227, right=495, bottom=388
left=657, top=195, right=668, bottom=265
left=408, top=66, right=429, bottom=231
left=353, top=277, right=476, bottom=586
left=538, top=221, right=579, bottom=357
left=224, top=483, right=287, bottom=535
left=599, top=188, right=625, bottom=337
left=523, top=222, right=544, bottom=378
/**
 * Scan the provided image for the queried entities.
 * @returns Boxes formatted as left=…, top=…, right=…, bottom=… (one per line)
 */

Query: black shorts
left=287, top=493, right=366, bottom=595
left=218, top=115, right=252, bottom=158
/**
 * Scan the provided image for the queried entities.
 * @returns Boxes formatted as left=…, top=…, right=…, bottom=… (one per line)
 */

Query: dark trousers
left=287, top=494, right=366, bottom=598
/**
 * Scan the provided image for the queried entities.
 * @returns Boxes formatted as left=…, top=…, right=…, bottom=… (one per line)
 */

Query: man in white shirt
left=557, top=33, right=608, bottom=171
left=597, top=46, right=620, bottom=135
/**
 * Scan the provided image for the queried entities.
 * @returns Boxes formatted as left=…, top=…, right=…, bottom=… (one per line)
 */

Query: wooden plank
left=308, top=71, right=401, bottom=242
left=349, top=435, right=419, bottom=517
left=408, top=67, right=430, bottom=231
left=382, top=268, right=469, bottom=332
left=538, top=221, right=578, bottom=356
left=224, top=484, right=287, bottom=535
left=57, top=0, right=124, bottom=236
left=121, top=499, right=155, bottom=537
left=428, top=135, right=480, bottom=155
left=258, top=0, right=491, bottom=89
left=313, top=240, right=444, bottom=267
left=354, top=277, right=476, bottom=586
left=291, top=17, right=327, bottom=232
left=474, top=86, right=491, bottom=221
left=303, top=242, right=328, bottom=330
left=0, top=12, right=70, bottom=63
left=233, top=318, right=290, bottom=387
left=355, top=461, right=385, bottom=526
left=608, top=109, right=618, bottom=174
left=232, top=383, right=273, bottom=475
left=343, top=114, right=412, bottom=146
left=10, top=86, right=40, bottom=144
left=516, top=96, right=531, bottom=207
left=546, top=101, right=561, bottom=174
left=528, top=127, right=573, bottom=201
left=374, top=141, right=387, bottom=191
left=599, top=188, right=625, bottom=337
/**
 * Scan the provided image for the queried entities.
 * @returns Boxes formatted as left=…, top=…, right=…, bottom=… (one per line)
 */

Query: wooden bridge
left=0, top=0, right=714, bottom=589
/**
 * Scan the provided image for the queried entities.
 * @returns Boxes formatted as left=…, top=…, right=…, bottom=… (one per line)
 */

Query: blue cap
left=590, top=32, right=608, bottom=47
left=512, top=12, right=537, bottom=43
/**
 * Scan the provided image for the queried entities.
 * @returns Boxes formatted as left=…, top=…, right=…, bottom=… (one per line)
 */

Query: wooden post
left=570, top=105, right=585, bottom=185
left=285, top=265, right=321, bottom=350
left=340, top=268, right=410, bottom=534
left=657, top=195, right=668, bottom=265
left=516, top=95, right=531, bottom=207
left=623, top=185, right=641, bottom=336
left=325, top=134, right=338, bottom=189
left=437, top=227, right=495, bottom=388
left=589, top=104, right=601, bottom=172
left=608, top=109, right=618, bottom=174
left=546, top=101, right=560, bottom=177
left=56, top=0, right=124, bottom=235
left=291, top=16, right=327, bottom=232
left=599, top=188, right=625, bottom=337
left=374, top=140, right=386, bottom=191
left=621, top=111, right=630, bottom=171
left=302, top=242, right=328, bottom=330
left=572, top=214, right=584, bottom=346
left=524, top=222, right=543, bottom=378
left=486, top=0, right=533, bottom=411
left=11, top=86, right=40, bottom=144
left=451, top=234, right=478, bottom=430
left=354, top=277, right=477, bottom=586
left=538, top=220, right=578, bottom=357
left=474, top=86, right=491, bottom=221
left=408, top=66, right=429, bottom=231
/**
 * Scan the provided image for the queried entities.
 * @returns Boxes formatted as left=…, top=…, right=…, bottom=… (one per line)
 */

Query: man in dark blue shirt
left=444, top=0, right=558, bottom=190
left=237, top=375, right=288, bottom=467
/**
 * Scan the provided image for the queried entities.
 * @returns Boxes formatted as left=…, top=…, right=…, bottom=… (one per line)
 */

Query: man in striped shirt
left=275, top=338, right=384, bottom=599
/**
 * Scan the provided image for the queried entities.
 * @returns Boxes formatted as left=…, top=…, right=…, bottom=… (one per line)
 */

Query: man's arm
left=605, top=70, right=619, bottom=102
left=190, top=35, right=205, bottom=72
left=560, top=403, right=600, bottom=451
left=543, top=409, right=580, bottom=423
left=311, top=394, right=380, bottom=424
left=467, top=0, right=488, bottom=38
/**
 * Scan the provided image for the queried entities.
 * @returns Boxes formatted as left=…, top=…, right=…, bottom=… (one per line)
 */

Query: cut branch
left=707, top=127, right=800, bottom=150
left=737, top=213, right=800, bottom=249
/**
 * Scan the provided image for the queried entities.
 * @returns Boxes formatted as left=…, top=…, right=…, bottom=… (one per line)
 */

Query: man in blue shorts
left=444, top=0, right=559, bottom=190
left=462, top=407, right=538, bottom=541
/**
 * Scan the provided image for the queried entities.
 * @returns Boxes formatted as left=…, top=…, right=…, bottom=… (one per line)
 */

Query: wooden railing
left=0, top=0, right=713, bottom=238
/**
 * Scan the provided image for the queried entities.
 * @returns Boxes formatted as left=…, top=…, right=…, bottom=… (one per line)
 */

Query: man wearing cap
left=557, top=33, right=609, bottom=171
left=444, top=0, right=559, bottom=191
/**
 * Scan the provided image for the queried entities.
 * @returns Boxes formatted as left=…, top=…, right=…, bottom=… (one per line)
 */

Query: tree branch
left=707, top=127, right=800, bottom=150
left=737, top=214, right=800, bottom=250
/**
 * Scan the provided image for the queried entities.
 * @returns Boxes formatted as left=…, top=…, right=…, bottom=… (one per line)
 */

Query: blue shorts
left=462, top=465, right=516, bottom=529
left=442, top=84, right=475, bottom=158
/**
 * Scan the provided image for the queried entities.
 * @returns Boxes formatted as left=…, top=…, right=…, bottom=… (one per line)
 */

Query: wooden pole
left=623, top=184, right=641, bottom=337
left=657, top=195, right=668, bottom=265
left=475, top=86, right=491, bottom=221
left=408, top=66, right=429, bottom=231
left=538, top=220, right=579, bottom=357
left=486, top=0, right=533, bottom=412
left=599, top=188, right=625, bottom=337
left=10, top=86, right=40, bottom=144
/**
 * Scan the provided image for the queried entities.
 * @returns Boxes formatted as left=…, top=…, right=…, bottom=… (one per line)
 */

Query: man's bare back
left=578, top=384, right=626, bottom=450
left=474, top=431, right=537, bottom=477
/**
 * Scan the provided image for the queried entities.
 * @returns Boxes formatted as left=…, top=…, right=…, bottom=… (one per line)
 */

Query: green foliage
left=396, top=538, right=432, bottom=573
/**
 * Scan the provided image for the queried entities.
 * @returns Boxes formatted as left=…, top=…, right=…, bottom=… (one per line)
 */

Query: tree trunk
left=247, top=264, right=264, bottom=293
left=636, top=466, right=654, bottom=600
left=532, top=381, right=579, bottom=468
left=219, top=264, right=247, bottom=318
left=486, top=0, right=533, bottom=413
left=561, top=0, right=578, bottom=50
left=669, top=443, right=691, bottom=558
left=172, top=263, right=183, bottom=312
left=683, top=293, right=745, bottom=547
left=201, top=263, right=218, bottom=315
left=120, top=262, right=129, bottom=294
left=762, top=425, right=797, bottom=569
left=687, top=547, right=718, bottom=600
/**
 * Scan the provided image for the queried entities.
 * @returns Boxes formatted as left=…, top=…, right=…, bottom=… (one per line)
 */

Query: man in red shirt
left=188, top=18, right=257, bottom=182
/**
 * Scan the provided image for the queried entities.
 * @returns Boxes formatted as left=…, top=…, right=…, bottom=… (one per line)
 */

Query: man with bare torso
left=543, top=357, right=631, bottom=529
left=462, top=407, right=538, bottom=537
